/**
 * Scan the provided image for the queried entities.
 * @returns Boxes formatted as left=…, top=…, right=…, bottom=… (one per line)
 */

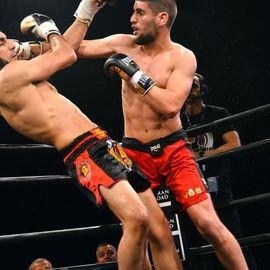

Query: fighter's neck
left=139, top=35, right=172, bottom=56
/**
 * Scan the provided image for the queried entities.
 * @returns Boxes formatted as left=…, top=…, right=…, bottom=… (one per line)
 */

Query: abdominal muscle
left=123, top=95, right=182, bottom=143
left=124, top=115, right=182, bottom=143
left=1, top=82, right=97, bottom=150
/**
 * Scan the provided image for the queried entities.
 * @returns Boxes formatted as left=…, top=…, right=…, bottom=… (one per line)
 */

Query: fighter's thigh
left=186, top=194, right=221, bottom=228
left=99, top=180, right=148, bottom=222
left=167, top=144, right=207, bottom=210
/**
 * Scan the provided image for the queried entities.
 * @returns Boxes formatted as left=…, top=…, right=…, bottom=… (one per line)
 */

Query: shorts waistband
left=61, top=127, right=109, bottom=168
left=122, top=129, right=187, bottom=156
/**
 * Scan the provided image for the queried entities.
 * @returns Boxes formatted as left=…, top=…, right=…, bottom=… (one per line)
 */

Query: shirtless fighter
left=67, top=0, right=249, bottom=269
left=12, top=0, right=183, bottom=268
left=0, top=13, right=163, bottom=270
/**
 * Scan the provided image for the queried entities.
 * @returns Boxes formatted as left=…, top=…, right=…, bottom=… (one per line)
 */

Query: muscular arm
left=41, top=25, right=128, bottom=59
left=77, top=34, right=131, bottom=58
left=4, top=35, right=76, bottom=86
left=31, top=1, right=128, bottom=58
left=136, top=49, right=197, bottom=119
left=38, top=17, right=90, bottom=54
left=37, top=0, right=109, bottom=54
left=37, top=19, right=90, bottom=55
left=64, top=20, right=89, bottom=51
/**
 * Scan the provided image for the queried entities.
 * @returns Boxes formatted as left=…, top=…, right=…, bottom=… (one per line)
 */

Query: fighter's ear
left=158, top=12, right=169, bottom=27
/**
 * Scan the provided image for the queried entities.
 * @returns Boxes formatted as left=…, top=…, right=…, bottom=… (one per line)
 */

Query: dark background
left=0, top=0, right=269, bottom=269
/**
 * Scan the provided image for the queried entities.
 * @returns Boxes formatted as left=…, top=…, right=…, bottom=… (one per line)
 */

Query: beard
left=0, top=58, right=8, bottom=70
left=135, top=33, right=155, bottom=45
left=134, top=23, right=158, bottom=45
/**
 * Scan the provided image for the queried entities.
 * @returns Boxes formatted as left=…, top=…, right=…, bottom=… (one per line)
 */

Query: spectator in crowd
left=96, top=243, right=118, bottom=264
left=28, top=258, right=53, bottom=270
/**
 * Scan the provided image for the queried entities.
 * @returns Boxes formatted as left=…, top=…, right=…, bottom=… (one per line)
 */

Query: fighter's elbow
left=68, top=49, right=77, bottom=65
left=160, top=105, right=179, bottom=118
left=58, top=48, right=77, bottom=67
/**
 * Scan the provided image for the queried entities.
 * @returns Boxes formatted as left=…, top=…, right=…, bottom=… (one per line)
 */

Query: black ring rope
left=196, top=138, right=270, bottom=163
left=215, top=192, right=270, bottom=209
left=190, top=233, right=270, bottom=255
left=0, top=143, right=54, bottom=149
left=0, top=174, right=269, bottom=210
left=0, top=189, right=268, bottom=244
left=1, top=139, right=269, bottom=184
left=54, top=261, right=118, bottom=270
left=0, top=175, right=69, bottom=184
left=0, top=104, right=269, bottom=152
left=0, top=223, right=122, bottom=244
left=0, top=139, right=269, bottom=168
left=185, top=103, right=270, bottom=137
left=0, top=194, right=268, bottom=244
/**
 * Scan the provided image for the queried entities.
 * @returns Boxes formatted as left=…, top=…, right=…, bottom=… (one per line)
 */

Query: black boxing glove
left=104, top=53, right=156, bottom=96
left=20, top=13, right=60, bottom=42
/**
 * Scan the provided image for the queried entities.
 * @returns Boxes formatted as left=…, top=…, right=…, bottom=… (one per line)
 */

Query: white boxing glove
left=74, top=0, right=107, bottom=26
left=20, top=13, right=61, bottom=42
left=14, top=40, right=42, bottom=60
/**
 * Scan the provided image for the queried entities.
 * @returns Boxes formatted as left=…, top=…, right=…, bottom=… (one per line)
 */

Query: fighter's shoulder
left=171, top=42, right=197, bottom=68
left=0, top=60, right=29, bottom=85
left=172, top=42, right=196, bottom=61
left=0, top=63, right=15, bottom=93
left=0, top=62, right=16, bottom=81
left=106, top=34, right=134, bottom=46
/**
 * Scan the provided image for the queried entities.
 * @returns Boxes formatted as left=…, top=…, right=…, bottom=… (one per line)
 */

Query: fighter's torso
left=118, top=42, right=183, bottom=143
left=0, top=81, right=96, bottom=149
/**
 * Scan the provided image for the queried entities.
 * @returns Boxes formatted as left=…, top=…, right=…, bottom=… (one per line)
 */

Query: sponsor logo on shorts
left=79, top=161, right=91, bottom=180
left=92, top=128, right=107, bottom=139
left=108, top=143, right=133, bottom=168
left=183, top=188, right=202, bottom=199
left=150, top=143, right=161, bottom=152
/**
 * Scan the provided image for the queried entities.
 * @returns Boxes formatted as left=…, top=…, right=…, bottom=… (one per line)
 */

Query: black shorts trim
left=122, top=129, right=188, bottom=156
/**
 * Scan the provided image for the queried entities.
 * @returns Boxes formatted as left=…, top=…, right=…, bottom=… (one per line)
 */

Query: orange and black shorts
left=122, top=129, right=208, bottom=211
left=61, top=127, right=150, bottom=207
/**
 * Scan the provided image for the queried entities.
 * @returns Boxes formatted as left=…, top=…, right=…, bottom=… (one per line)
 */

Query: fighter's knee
left=131, top=207, right=149, bottom=229
left=196, top=216, right=213, bottom=231
left=128, top=208, right=149, bottom=235
left=195, top=216, right=227, bottom=241
left=148, top=215, right=170, bottom=237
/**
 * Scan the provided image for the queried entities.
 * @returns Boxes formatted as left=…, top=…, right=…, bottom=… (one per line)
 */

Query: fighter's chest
left=132, top=55, right=171, bottom=87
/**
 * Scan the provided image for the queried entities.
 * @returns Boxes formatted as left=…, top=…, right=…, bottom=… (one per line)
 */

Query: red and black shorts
left=122, top=129, right=208, bottom=211
left=61, top=127, right=150, bottom=207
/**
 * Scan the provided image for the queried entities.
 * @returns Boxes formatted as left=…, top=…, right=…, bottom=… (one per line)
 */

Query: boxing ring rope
left=0, top=223, right=122, bottom=244
left=0, top=181, right=267, bottom=241
left=190, top=233, right=270, bottom=255
left=54, top=261, right=118, bottom=270
left=215, top=192, right=270, bottom=209
left=185, top=103, right=270, bottom=137
left=0, top=175, right=69, bottom=183
left=0, top=143, right=54, bottom=150
left=197, top=137, right=270, bottom=162
left=0, top=104, right=269, bottom=268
